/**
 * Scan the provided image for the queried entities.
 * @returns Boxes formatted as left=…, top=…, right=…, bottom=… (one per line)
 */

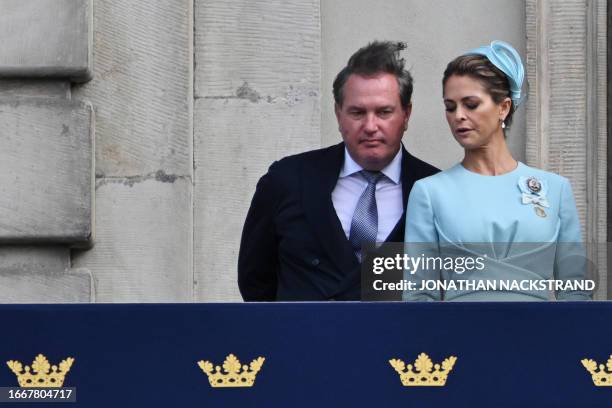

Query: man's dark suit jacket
left=238, top=142, right=439, bottom=301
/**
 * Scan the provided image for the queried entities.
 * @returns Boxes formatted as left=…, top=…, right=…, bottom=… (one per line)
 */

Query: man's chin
left=347, top=146, right=399, bottom=171
left=358, top=155, right=390, bottom=172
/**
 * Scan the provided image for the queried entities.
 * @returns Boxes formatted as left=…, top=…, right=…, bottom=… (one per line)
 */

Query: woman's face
left=443, top=74, right=510, bottom=150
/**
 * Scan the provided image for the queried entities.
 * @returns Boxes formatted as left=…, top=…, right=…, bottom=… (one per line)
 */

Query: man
left=238, top=41, right=438, bottom=301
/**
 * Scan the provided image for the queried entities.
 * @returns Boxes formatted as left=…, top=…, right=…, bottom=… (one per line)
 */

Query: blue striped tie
left=349, top=170, right=383, bottom=261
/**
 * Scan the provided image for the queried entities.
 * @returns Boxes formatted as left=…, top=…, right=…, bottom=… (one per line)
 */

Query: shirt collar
left=339, top=146, right=403, bottom=184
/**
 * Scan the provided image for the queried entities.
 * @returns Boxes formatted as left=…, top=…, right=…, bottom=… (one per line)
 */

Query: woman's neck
left=462, top=137, right=517, bottom=176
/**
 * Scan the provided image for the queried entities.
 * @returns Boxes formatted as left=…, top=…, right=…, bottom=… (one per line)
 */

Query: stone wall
left=193, top=0, right=321, bottom=301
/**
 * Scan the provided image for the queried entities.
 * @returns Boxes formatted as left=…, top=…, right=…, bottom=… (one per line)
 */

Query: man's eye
left=349, top=111, right=364, bottom=117
left=378, top=110, right=392, bottom=117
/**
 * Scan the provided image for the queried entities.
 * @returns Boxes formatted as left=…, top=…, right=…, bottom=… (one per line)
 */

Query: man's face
left=335, top=73, right=411, bottom=171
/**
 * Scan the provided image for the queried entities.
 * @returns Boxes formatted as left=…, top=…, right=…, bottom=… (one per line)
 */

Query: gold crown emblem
left=581, top=355, right=612, bottom=386
left=389, top=353, right=457, bottom=386
left=198, top=354, right=265, bottom=388
left=6, top=354, right=74, bottom=388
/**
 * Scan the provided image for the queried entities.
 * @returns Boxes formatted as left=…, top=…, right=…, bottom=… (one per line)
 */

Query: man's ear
left=335, top=103, right=345, bottom=135
left=403, top=103, right=413, bottom=128
left=334, top=103, right=341, bottom=120
left=405, top=103, right=413, bottom=118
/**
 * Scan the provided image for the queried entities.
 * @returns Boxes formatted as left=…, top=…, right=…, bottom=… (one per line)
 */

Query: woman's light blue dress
left=403, top=162, right=591, bottom=301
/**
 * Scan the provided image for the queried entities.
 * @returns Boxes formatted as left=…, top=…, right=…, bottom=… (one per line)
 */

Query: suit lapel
left=301, top=143, right=358, bottom=283
left=385, top=145, right=414, bottom=242
left=400, top=145, right=419, bottom=206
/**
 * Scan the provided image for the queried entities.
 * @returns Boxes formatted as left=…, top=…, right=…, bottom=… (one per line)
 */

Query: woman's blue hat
left=465, top=40, right=525, bottom=107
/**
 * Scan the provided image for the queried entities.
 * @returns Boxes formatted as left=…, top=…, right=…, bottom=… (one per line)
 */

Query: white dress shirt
left=331, top=147, right=403, bottom=243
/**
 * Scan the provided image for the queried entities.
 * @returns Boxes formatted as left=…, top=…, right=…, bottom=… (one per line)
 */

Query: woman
left=403, top=41, right=591, bottom=301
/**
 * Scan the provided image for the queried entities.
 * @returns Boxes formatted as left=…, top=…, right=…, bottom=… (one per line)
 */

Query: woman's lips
left=455, top=128, right=472, bottom=136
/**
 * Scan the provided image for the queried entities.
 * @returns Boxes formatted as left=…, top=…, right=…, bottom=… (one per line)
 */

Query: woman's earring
left=502, top=122, right=506, bottom=129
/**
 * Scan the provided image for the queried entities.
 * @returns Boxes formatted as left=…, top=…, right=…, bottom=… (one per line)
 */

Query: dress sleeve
left=403, top=180, right=441, bottom=301
left=554, top=178, right=592, bottom=300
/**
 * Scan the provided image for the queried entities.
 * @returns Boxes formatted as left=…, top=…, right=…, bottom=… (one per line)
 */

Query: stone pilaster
left=526, top=0, right=607, bottom=297
left=0, top=0, right=94, bottom=302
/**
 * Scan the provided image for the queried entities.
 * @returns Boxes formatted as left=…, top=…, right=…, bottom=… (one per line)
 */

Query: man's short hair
left=333, top=41, right=413, bottom=110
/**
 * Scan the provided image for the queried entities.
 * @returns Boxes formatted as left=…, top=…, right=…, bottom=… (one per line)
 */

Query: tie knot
left=361, top=170, right=383, bottom=185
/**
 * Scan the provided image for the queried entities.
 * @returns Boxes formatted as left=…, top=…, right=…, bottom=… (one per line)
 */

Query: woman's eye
left=445, top=106, right=455, bottom=112
left=466, top=103, right=479, bottom=110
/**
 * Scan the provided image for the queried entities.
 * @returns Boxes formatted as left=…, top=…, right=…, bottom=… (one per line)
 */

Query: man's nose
left=364, top=113, right=378, bottom=132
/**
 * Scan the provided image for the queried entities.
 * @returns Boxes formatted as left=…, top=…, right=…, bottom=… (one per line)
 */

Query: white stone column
left=526, top=0, right=607, bottom=297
